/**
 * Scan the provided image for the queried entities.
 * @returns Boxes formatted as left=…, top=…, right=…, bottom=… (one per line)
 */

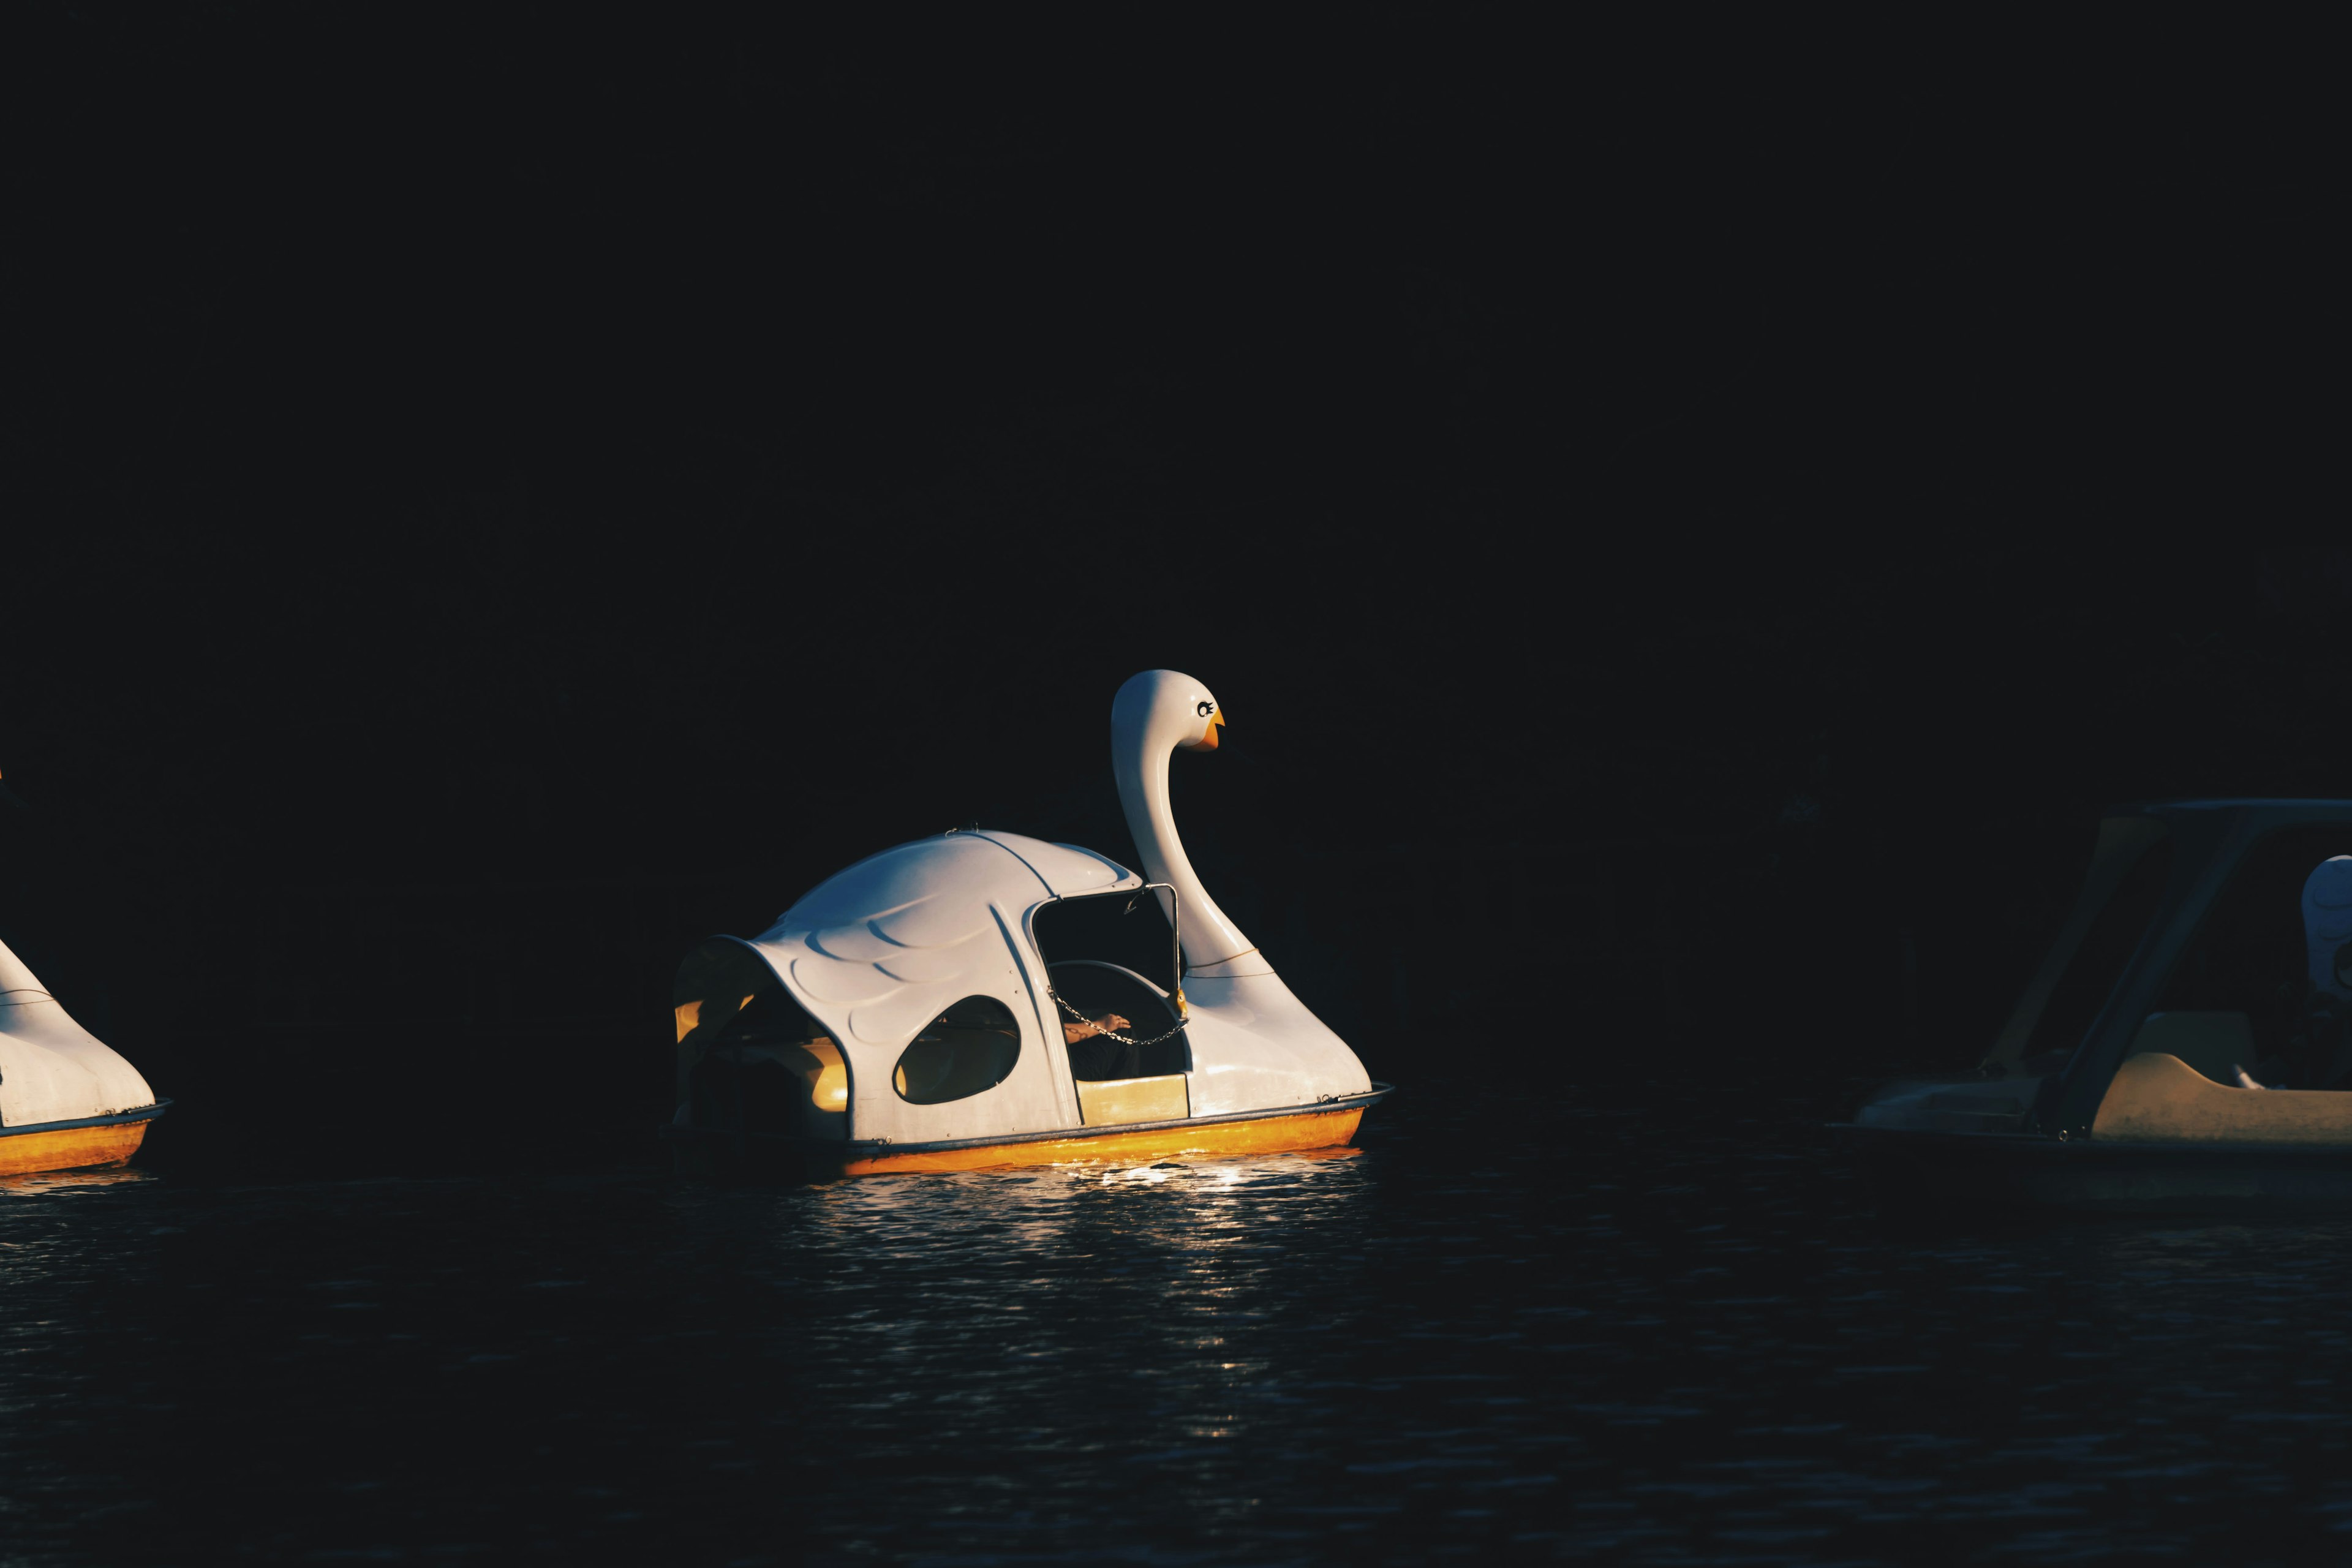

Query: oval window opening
left=894, top=996, right=1023, bottom=1104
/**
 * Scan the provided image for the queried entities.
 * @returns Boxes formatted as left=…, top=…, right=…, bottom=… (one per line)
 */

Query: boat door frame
left=1025, top=882, right=1189, bottom=1125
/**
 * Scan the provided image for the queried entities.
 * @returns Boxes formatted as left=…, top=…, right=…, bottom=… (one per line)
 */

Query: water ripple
left=10, top=1081, right=2352, bottom=1562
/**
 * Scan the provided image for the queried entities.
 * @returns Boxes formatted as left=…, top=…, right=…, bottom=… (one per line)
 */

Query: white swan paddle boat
left=1, top=934, right=168, bottom=1177
left=668, top=669, right=1389, bottom=1177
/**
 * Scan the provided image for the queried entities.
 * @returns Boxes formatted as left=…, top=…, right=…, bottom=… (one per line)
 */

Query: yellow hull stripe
left=832, top=1106, right=1365, bottom=1176
left=0, top=1120, right=149, bottom=1178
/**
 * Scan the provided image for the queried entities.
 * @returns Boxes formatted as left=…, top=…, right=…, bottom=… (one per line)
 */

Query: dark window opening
left=2024, top=834, right=2176, bottom=1061
left=1033, top=889, right=1182, bottom=995
left=1032, top=891, right=1190, bottom=1080
left=894, top=995, right=1023, bottom=1104
left=1048, top=960, right=1191, bottom=1080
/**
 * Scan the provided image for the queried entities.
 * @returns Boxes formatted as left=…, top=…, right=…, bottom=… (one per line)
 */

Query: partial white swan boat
left=1, top=934, right=168, bottom=1176
left=669, top=669, right=1387, bottom=1175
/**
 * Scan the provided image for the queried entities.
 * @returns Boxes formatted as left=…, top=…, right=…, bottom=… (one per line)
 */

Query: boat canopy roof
left=740, top=830, right=1144, bottom=1052
left=776, top=830, right=1142, bottom=932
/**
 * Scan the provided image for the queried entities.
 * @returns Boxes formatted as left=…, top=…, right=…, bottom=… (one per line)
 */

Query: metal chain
left=1046, top=987, right=1190, bottom=1049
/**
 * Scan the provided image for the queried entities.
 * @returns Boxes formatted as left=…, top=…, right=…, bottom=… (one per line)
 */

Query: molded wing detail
left=870, top=895, right=993, bottom=951
left=875, top=927, right=998, bottom=985
left=791, top=951, right=906, bottom=1006
left=806, top=922, right=902, bottom=963
left=785, top=923, right=1018, bottom=1045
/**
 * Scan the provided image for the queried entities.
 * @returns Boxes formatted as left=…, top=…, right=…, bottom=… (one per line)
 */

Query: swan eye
left=1196, top=700, right=1215, bottom=717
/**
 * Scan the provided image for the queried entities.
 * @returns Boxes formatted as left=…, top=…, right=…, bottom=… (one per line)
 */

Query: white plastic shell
left=0, top=935, right=157, bottom=1128
left=736, top=823, right=1371, bottom=1147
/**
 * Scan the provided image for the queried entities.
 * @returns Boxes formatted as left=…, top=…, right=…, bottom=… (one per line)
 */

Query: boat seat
left=2095, top=1049, right=2352, bottom=1144
left=2129, top=1011, right=2255, bottom=1085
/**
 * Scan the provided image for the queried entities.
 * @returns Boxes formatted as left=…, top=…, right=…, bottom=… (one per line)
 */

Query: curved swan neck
left=1110, top=673, right=1268, bottom=977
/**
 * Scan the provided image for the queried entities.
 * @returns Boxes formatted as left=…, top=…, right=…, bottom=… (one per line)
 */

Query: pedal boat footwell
left=0, top=1102, right=171, bottom=1178
left=672, top=1086, right=1391, bottom=1178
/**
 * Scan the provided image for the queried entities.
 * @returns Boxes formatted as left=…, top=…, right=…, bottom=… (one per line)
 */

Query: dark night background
left=0, top=7, right=2335, bottom=1174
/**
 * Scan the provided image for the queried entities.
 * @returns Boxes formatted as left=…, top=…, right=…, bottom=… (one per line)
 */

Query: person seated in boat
left=1063, top=1010, right=1137, bottom=1079
left=1063, top=1011, right=1130, bottom=1045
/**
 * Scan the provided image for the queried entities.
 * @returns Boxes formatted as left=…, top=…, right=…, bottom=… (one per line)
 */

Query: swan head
left=1113, top=669, right=1226, bottom=758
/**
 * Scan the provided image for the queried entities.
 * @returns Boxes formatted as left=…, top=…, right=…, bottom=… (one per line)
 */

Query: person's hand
left=1099, top=1013, right=1130, bottom=1035
left=1060, top=1013, right=1133, bottom=1045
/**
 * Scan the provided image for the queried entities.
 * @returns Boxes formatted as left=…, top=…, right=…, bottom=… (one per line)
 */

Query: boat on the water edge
left=1, top=935, right=168, bottom=1176
left=668, top=669, right=1389, bottom=1178
left=1839, top=799, right=2352, bottom=1212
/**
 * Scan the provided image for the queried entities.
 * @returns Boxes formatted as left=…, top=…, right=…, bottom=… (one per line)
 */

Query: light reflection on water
left=11, top=1085, right=2352, bottom=1562
left=1, top=1167, right=157, bottom=1198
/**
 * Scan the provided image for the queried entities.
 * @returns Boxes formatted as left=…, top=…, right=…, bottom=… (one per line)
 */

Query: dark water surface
left=10, top=1080, right=2352, bottom=1564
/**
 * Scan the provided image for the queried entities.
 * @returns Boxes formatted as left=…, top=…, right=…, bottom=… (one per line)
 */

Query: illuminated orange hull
left=0, top=1118, right=151, bottom=1178
left=831, top=1104, right=1365, bottom=1177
